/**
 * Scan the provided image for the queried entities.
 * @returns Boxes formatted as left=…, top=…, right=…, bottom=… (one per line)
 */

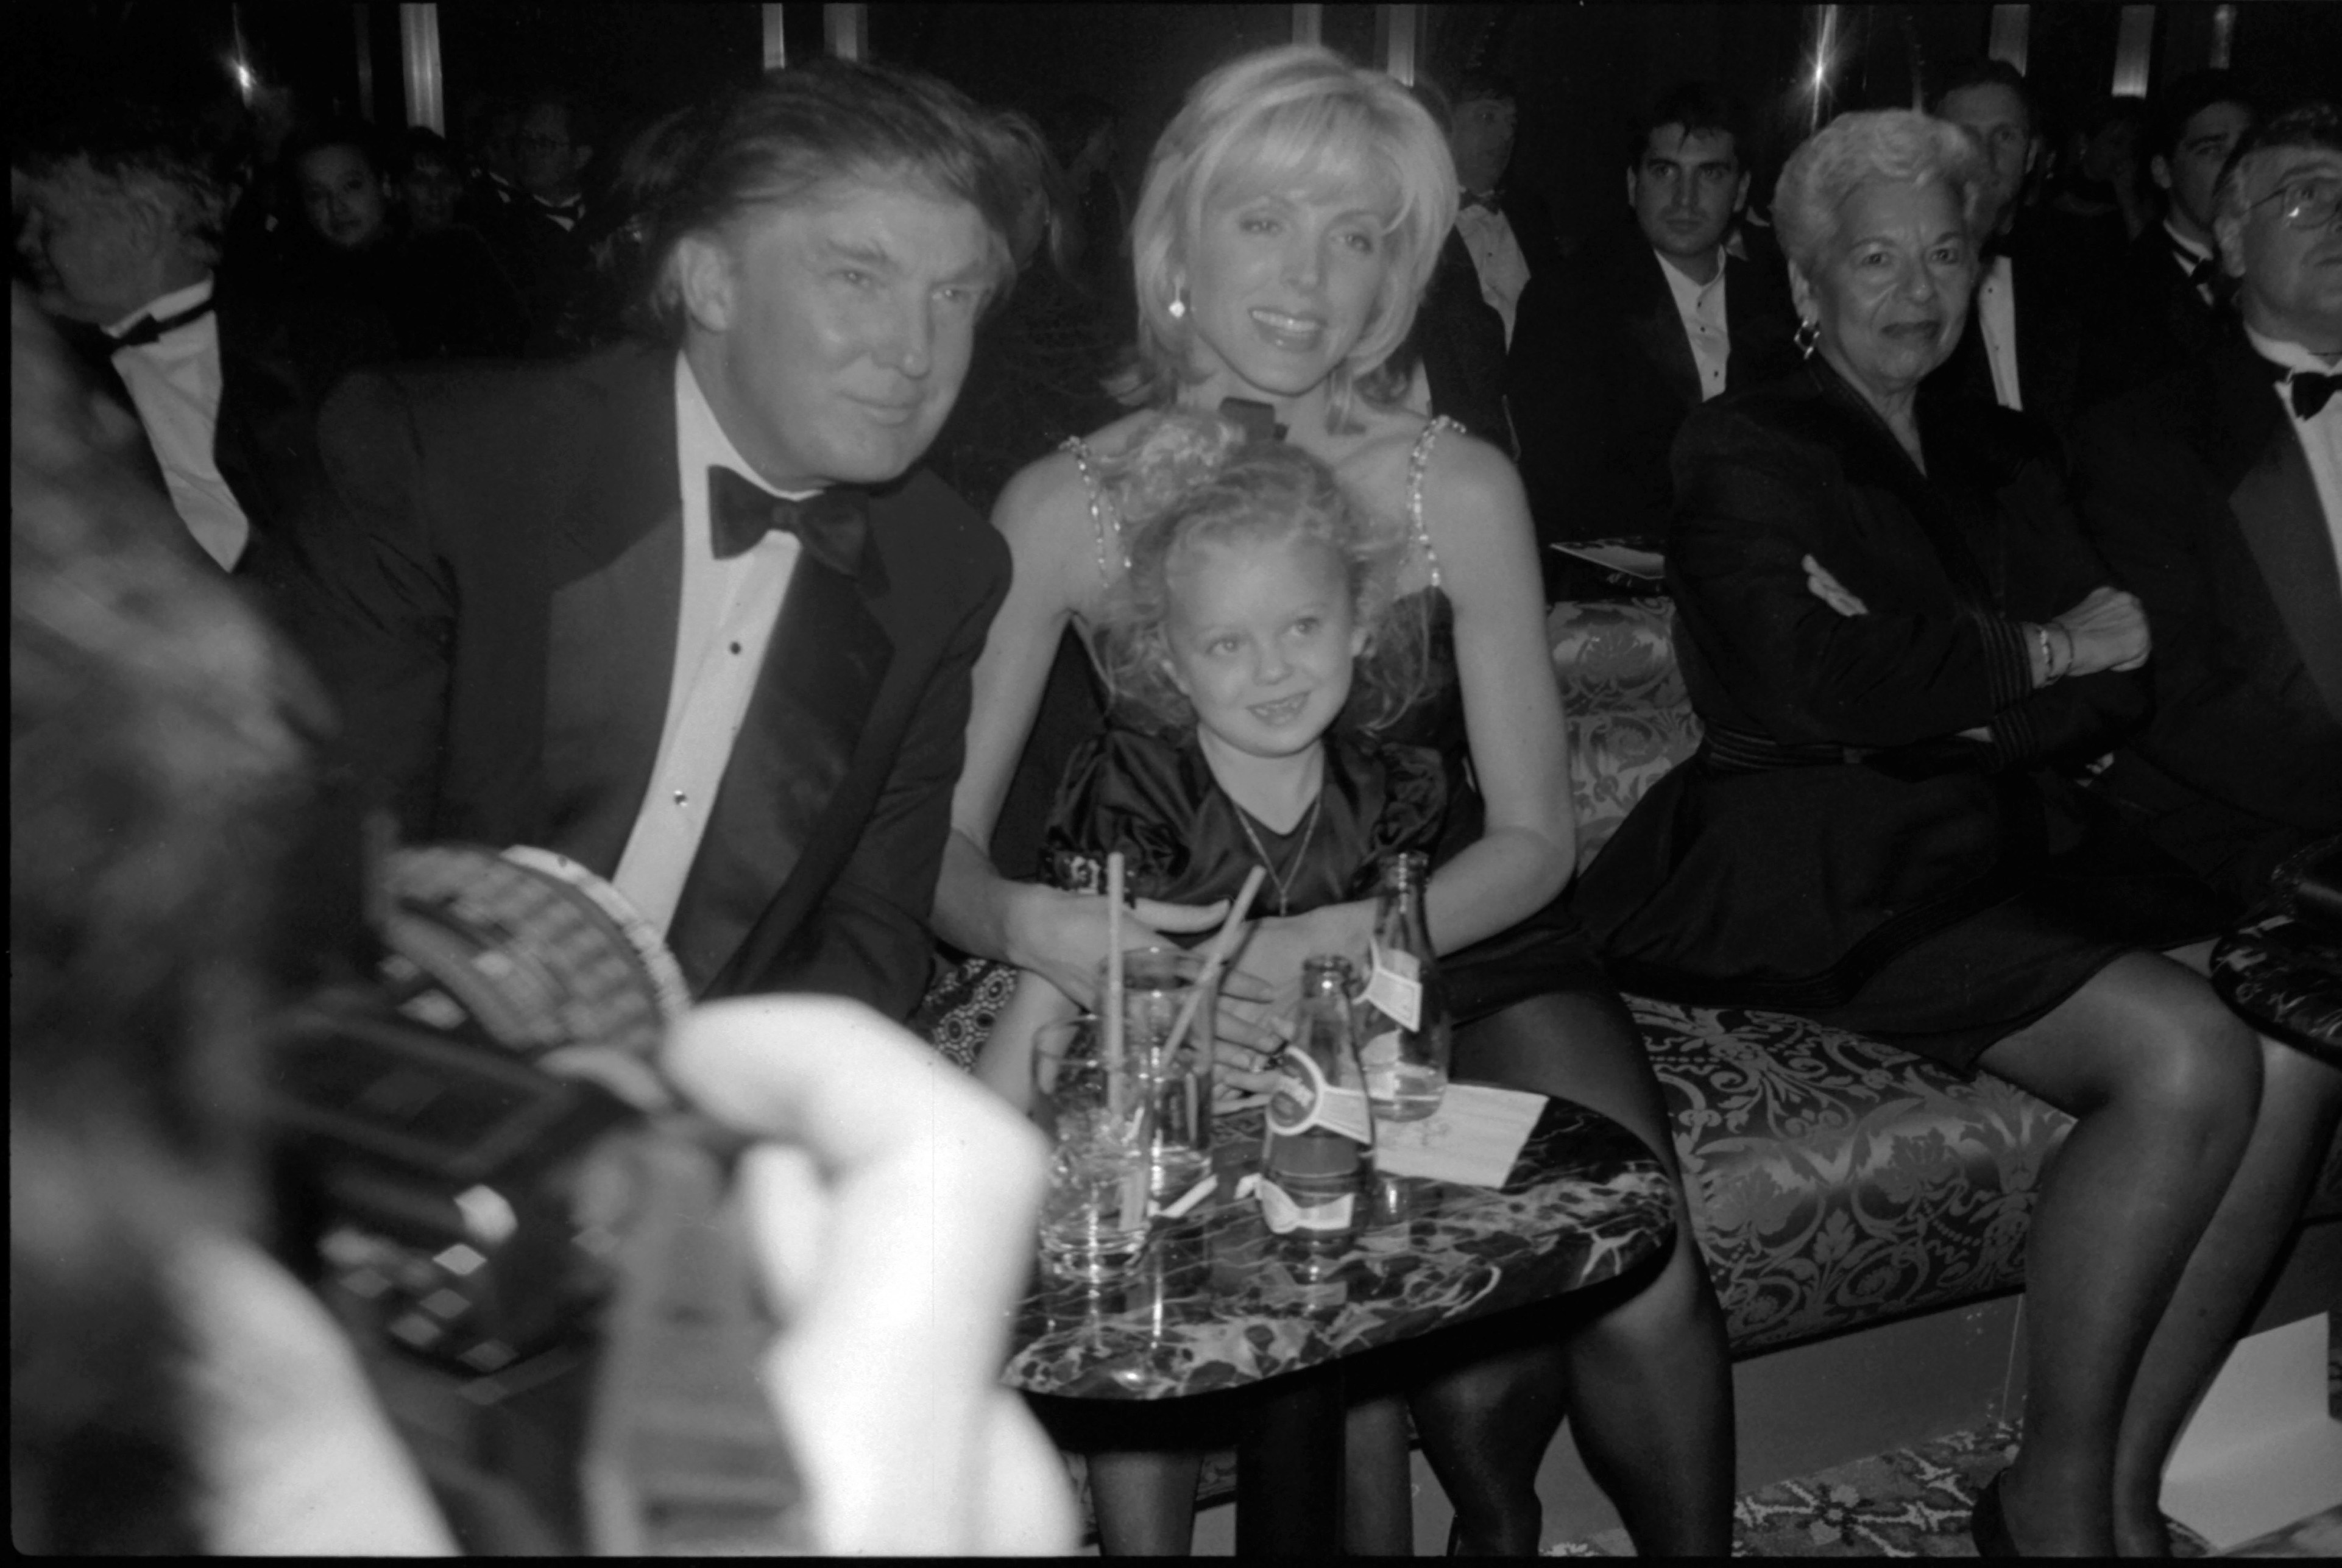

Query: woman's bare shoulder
left=990, top=409, right=1158, bottom=543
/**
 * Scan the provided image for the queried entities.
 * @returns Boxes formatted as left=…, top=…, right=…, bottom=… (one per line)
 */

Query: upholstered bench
left=1549, top=595, right=2342, bottom=1355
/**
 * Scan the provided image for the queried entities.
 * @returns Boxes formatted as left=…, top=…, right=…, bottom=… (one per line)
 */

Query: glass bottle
left=1259, top=956, right=1376, bottom=1246
left=1358, top=852, right=1452, bottom=1121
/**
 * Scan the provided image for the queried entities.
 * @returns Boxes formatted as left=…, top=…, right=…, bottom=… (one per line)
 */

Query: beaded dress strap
left=1405, top=416, right=1460, bottom=590
left=1060, top=436, right=1127, bottom=588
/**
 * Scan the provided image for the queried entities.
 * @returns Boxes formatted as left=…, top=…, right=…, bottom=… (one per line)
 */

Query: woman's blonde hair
left=1094, top=412, right=1429, bottom=737
left=1115, top=46, right=1456, bottom=432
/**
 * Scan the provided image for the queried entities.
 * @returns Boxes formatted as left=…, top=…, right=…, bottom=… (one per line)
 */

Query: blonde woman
left=934, top=46, right=1732, bottom=1556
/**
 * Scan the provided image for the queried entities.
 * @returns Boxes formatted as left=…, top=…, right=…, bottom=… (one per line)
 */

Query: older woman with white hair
left=936, top=43, right=1733, bottom=1557
left=1574, top=108, right=2327, bottom=1556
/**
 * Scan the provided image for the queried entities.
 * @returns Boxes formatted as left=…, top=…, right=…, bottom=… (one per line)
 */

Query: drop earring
left=1167, top=289, right=1189, bottom=320
left=1794, top=316, right=1820, bottom=359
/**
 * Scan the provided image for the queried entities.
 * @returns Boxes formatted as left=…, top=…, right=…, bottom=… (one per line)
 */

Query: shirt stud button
left=673, top=790, right=688, bottom=807
left=730, top=641, right=741, bottom=654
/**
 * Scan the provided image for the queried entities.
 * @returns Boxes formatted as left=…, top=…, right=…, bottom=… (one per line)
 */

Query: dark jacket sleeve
left=275, top=371, right=456, bottom=835
left=2072, top=397, right=2342, bottom=828
left=1667, top=408, right=2034, bottom=750
left=727, top=529, right=1012, bottom=1020
left=1966, top=439, right=2149, bottom=770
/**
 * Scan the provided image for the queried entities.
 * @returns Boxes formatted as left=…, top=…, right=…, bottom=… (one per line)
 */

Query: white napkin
left=1373, top=1084, right=1547, bottom=1187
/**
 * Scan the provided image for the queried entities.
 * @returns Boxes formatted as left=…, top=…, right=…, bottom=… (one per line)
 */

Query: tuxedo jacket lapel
left=2229, top=423, right=2342, bottom=724
left=543, top=508, right=680, bottom=875
left=668, top=542, right=894, bottom=993
left=2188, top=337, right=2342, bottom=726
left=1626, top=250, right=1704, bottom=412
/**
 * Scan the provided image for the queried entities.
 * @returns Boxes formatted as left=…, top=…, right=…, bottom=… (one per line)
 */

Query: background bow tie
left=109, top=296, right=215, bottom=349
left=2181, top=251, right=2219, bottom=289
left=2281, top=367, right=2340, bottom=420
left=709, top=466, right=869, bottom=571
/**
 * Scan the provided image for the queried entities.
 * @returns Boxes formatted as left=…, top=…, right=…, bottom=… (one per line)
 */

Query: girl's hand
left=1802, top=554, right=1869, bottom=618
left=1007, top=885, right=1231, bottom=1009
left=1215, top=900, right=1375, bottom=1062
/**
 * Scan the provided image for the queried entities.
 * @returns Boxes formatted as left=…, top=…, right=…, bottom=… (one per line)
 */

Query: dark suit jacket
left=485, top=197, right=598, bottom=357
left=2073, top=330, right=2342, bottom=903
left=1925, top=224, right=2081, bottom=443
left=58, top=271, right=384, bottom=594
left=283, top=344, right=1010, bottom=1018
left=1506, top=225, right=1798, bottom=588
left=1571, top=359, right=2149, bottom=1009
left=2073, top=225, right=2228, bottom=419
left=1409, top=228, right=1511, bottom=448
left=1399, top=185, right=1568, bottom=452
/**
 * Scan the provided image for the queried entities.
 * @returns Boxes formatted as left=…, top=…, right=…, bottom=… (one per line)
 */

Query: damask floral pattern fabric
left=1548, top=598, right=1702, bottom=872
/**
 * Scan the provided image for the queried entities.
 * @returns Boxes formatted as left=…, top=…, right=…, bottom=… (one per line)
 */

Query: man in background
left=2075, top=104, right=2342, bottom=905
left=1507, top=82, right=1797, bottom=593
left=1404, top=69, right=1566, bottom=449
left=15, top=101, right=387, bottom=584
left=1929, top=58, right=2081, bottom=436
left=2076, top=71, right=2260, bottom=412
left=489, top=88, right=601, bottom=355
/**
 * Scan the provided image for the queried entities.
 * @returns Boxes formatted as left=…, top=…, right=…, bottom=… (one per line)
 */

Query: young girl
left=974, top=411, right=1440, bottom=1104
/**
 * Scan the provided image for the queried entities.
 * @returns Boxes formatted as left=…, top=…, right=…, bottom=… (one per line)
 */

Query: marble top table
left=1003, top=1092, right=1677, bottom=1552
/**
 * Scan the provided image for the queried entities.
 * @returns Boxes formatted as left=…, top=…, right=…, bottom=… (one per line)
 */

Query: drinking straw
left=1158, top=864, right=1267, bottom=1067
left=1104, top=852, right=1127, bottom=1068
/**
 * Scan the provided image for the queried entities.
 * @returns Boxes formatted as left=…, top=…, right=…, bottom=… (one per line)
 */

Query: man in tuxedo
left=2075, top=104, right=2342, bottom=905
left=15, top=103, right=386, bottom=584
left=2076, top=72, right=2259, bottom=414
left=1928, top=58, right=2080, bottom=437
left=283, top=59, right=1044, bottom=1018
left=1506, top=82, right=1798, bottom=592
left=1403, top=70, right=1565, bottom=449
left=490, top=90, right=600, bottom=356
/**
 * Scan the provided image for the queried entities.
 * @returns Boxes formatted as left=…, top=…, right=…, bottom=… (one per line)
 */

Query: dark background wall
left=13, top=3, right=2339, bottom=241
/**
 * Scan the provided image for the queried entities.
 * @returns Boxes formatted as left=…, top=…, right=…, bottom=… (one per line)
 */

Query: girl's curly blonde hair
left=1092, top=411, right=1430, bottom=738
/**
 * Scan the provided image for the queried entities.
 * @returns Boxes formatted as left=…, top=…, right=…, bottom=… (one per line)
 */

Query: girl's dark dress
left=1570, top=360, right=2229, bottom=1068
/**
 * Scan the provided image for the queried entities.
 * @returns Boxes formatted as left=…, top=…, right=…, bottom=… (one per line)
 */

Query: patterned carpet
left=1544, top=1419, right=2342, bottom=1557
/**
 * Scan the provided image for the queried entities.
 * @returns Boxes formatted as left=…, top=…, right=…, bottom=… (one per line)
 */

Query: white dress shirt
left=609, top=356, right=807, bottom=934
left=1456, top=199, right=1532, bottom=347
left=2164, top=219, right=2217, bottom=306
left=2246, top=326, right=2342, bottom=581
left=107, top=277, right=251, bottom=570
left=1656, top=251, right=1732, bottom=401
left=1975, top=255, right=2023, bottom=413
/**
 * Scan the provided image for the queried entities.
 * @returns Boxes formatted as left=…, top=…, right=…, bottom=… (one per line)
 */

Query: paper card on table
left=1373, top=1084, right=1547, bottom=1186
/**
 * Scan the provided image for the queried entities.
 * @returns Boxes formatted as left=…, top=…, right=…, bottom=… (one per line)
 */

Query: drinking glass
left=1031, top=1017, right=1153, bottom=1284
left=1107, top=945, right=1217, bottom=1201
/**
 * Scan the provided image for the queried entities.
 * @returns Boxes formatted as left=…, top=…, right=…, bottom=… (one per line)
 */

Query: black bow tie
left=709, top=466, right=869, bottom=571
left=1460, top=189, right=1498, bottom=213
left=2179, top=249, right=2219, bottom=289
left=2279, top=367, right=2340, bottom=420
left=109, top=296, right=215, bottom=350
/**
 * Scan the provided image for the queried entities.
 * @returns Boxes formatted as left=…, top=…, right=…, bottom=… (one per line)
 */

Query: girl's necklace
left=1233, top=787, right=1324, bottom=917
